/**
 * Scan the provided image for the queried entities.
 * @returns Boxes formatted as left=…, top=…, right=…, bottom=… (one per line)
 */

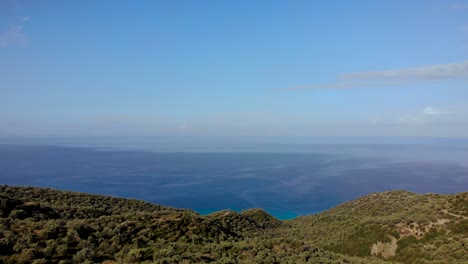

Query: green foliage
left=449, top=219, right=468, bottom=234
left=0, top=185, right=466, bottom=264
left=327, top=224, right=391, bottom=256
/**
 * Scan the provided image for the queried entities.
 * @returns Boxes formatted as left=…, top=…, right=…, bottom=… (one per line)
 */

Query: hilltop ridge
left=0, top=185, right=466, bottom=263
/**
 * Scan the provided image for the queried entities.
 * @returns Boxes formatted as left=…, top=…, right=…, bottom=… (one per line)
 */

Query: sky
left=1, top=0, right=468, bottom=138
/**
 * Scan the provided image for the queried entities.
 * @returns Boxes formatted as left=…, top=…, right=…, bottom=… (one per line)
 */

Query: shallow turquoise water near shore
left=190, top=208, right=300, bottom=220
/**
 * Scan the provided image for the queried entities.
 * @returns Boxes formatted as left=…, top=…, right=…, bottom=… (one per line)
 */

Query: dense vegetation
left=0, top=186, right=466, bottom=263
left=282, top=190, right=468, bottom=263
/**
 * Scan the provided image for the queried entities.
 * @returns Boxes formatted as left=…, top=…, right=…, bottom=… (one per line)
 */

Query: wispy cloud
left=423, top=106, right=442, bottom=116
left=461, top=25, right=468, bottom=33
left=287, top=60, right=468, bottom=90
left=394, top=106, right=451, bottom=125
left=342, top=60, right=468, bottom=81
left=0, top=25, right=27, bottom=47
left=0, top=14, right=30, bottom=48
left=397, top=114, right=426, bottom=125
left=93, top=114, right=162, bottom=124
left=286, top=81, right=414, bottom=90
left=450, top=3, right=468, bottom=10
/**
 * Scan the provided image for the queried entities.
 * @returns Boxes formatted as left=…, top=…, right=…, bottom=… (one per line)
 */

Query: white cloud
left=342, top=60, right=468, bottom=81
left=0, top=25, right=27, bottom=47
left=371, top=106, right=455, bottom=126
left=423, top=106, right=454, bottom=116
left=423, top=106, right=442, bottom=116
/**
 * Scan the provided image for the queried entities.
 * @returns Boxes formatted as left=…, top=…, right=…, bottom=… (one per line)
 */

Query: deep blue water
left=0, top=139, right=467, bottom=219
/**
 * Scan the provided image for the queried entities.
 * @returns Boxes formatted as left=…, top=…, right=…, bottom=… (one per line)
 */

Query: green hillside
left=0, top=185, right=466, bottom=263
left=283, top=190, right=468, bottom=263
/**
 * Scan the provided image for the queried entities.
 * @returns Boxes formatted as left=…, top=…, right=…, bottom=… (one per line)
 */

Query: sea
left=1, top=136, right=467, bottom=219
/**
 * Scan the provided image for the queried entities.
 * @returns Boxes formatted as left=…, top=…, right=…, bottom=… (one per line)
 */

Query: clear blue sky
left=1, top=0, right=468, bottom=137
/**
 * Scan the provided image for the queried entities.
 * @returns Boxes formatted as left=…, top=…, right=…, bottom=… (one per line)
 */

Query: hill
left=0, top=185, right=466, bottom=263
left=283, top=190, right=468, bottom=263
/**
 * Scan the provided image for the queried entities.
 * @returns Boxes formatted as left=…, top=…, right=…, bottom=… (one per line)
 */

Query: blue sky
left=1, top=0, right=468, bottom=137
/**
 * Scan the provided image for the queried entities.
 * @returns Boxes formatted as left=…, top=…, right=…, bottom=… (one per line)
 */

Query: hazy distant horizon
left=1, top=142, right=467, bottom=219
left=2, top=135, right=468, bottom=164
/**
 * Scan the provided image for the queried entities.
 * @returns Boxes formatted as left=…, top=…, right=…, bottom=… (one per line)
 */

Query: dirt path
left=441, top=209, right=468, bottom=220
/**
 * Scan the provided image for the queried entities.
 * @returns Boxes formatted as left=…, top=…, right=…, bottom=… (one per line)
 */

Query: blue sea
left=1, top=137, right=467, bottom=219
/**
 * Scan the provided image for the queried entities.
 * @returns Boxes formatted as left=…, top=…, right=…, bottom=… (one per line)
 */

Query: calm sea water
left=1, top=137, right=467, bottom=219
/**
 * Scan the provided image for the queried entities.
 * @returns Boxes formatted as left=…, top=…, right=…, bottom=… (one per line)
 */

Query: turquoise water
left=189, top=208, right=299, bottom=220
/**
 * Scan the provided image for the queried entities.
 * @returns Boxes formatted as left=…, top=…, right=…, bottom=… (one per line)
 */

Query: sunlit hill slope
left=0, top=186, right=466, bottom=263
